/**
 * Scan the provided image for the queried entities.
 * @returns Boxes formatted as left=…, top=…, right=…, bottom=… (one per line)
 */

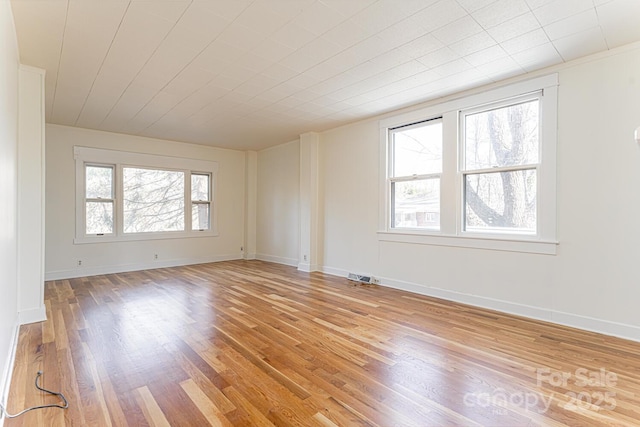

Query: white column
left=299, top=132, right=319, bottom=272
left=244, top=150, right=257, bottom=260
left=17, top=65, right=46, bottom=324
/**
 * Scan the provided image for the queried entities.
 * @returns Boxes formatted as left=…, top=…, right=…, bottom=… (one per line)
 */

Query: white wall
left=0, top=0, right=20, bottom=415
left=256, top=140, right=300, bottom=266
left=258, top=44, right=640, bottom=341
left=45, top=125, right=246, bottom=279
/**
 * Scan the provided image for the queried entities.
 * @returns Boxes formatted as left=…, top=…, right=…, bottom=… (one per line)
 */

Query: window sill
left=74, top=230, right=219, bottom=245
left=377, top=231, right=557, bottom=255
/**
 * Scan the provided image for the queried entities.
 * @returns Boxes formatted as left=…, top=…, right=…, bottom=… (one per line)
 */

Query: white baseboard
left=44, top=254, right=242, bottom=281
left=18, top=306, right=46, bottom=325
left=255, top=253, right=298, bottom=267
left=297, top=263, right=319, bottom=273
left=320, top=266, right=640, bottom=343
left=244, top=253, right=257, bottom=260
left=1, top=319, right=20, bottom=425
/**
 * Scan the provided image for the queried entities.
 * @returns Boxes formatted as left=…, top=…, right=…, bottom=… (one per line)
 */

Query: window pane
left=192, top=203, right=210, bottom=231
left=392, top=179, right=440, bottom=229
left=392, top=120, right=442, bottom=177
left=86, top=201, right=113, bottom=234
left=465, top=169, right=536, bottom=232
left=465, top=99, right=539, bottom=170
left=86, top=165, right=113, bottom=199
left=191, top=174, right=209, bottom=201
left=123, top=167, right=185, bottom=233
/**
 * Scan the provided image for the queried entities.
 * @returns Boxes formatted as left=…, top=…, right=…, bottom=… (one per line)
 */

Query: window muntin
left=191, top=173, right=211, bottom=231
left=389, top=118, right=443, bottom=230
left=461, top=96, right=540, bottom=235
left=123, top=167, right=185, bottom=233
left=85, top=165, right=114, bottom=235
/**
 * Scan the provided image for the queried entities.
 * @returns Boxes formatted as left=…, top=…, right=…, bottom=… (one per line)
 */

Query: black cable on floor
left=0, top=371, right=68, bottom=419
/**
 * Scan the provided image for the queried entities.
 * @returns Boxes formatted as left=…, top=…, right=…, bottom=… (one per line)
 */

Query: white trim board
left=255, top=253, right=298, bottom=267
left=319, top=266, right=640, bottom=343
left=18, top=307, right=46, bottom=326
left=0, top=320, right=20, bottom=425
left=45, top=254, right=242, bottom=281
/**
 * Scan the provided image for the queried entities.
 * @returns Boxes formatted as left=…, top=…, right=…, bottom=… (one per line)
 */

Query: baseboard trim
left=44, top=254, right=242, bottom=280
left=255, top=253, right=298, bottom=267
left=1, top=319, right=20, bottom=425
left=297, top=263, right=319, bottom=273
left=18, top=306, right=47, bottom=325
left=319, top=265, right=640, bottom=343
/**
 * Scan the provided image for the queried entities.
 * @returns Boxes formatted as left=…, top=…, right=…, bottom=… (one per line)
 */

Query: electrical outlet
left=303, top=254, right=308, bottom=261
left=240, top=246, right=244, bottom=252
left=154, top=254, right=158, bottom=260
left=77, top=260, right=82, bottom=267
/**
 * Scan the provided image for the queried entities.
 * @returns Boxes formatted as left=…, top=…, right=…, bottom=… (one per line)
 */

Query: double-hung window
left=389, top=118, right=442, bottom=230
left=461, top=95, right=540, bottom=234
left=379, top=74, right=558, bottom=254
left=191, top=173, right=211, bottom=231
left=85, top=165, right=115, bottom=235
left=75, top=147, right=218, bottom=243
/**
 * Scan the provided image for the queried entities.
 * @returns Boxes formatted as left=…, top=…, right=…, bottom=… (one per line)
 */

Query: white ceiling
left=10, top=0, right=640, bottom=150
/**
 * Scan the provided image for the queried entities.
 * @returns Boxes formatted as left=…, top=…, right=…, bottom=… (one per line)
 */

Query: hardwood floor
left=4, top=260, right=640, bottom=426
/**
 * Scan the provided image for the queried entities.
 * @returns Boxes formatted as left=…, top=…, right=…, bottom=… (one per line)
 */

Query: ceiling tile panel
left=449, top=31, right=496, bottom=57
left=215, top=22, right=264, bottom=52
left=50, top=1, right=128, bottom=125
left=398, top=34, right=444, bottom=59
left=543, top=9, right=599, bottom=41
left=456, top=0, right=498, bottom=13
left=486, top=12, right=540, bottom=43
left=552, top=26, right=608, bottom=61
left=270, top=22, right=318, bottom=51
left=501, top=29, right=550, bottom=55
left=319, top=0, right=377, bottom=18
left=417, top=46, right=461, bottom=69
left=433, top=16, right=483, bottom=45
left=192, top=0, right=253, bottom=21
left=532, top=0, right=595, bottom=26
left=322, top=19, right=375, bottom=48
left=135, top=41, right=200, bottom=91
left=100, top=83, right=159, bottom=131
left=75, top=2, right=185, bottom=128
left=597, top=0, right=640, bottom=48
left=477, top=56, right=524, bottom=81
left=233, top=1, right=292, bottom=37
left=162, top=65, right=216, bottom=98
left=412, top=0, right=467, bottom=33
left=472, top=0, right=530, bottom=29
left=511, top=42, right=564, bottom=70
left=464, top=45, right=508, bottom=66
left=294, top=1, right=346, bottom=36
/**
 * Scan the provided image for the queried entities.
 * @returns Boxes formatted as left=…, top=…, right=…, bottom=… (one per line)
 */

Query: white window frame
left=75, top=146, right=219, bottom=244
left=388, top=117, right=443, bottom=231
left=190, top=172, right=212, bottom=231
left=378, top=74, right=558, bottom=255
left=84, top=164, right=115, bottom=236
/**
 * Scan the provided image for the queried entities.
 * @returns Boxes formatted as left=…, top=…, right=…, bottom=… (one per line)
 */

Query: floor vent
left=348, top=273, right=377, bottom=284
